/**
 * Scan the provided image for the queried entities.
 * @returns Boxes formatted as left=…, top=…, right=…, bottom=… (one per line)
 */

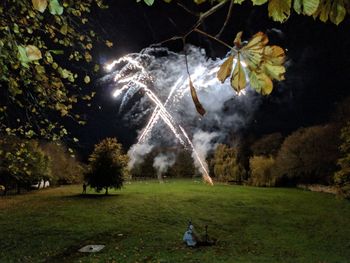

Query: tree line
left=0, top=137, right=84, bottom=195
left=133, top=97, right=350, bottom=198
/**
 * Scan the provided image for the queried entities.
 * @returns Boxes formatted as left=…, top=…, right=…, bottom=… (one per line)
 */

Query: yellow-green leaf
left=189, top=79, right=206, bottom=116
left=234, top=31, right=243, bottom=47
left=35, top=65, right=46, bottom=74
left=32, top=0, right=48, bottom=13
left=249, top=71, right=273, bottom=95
left=241, top=32, right=268, bottom=70
left=251, top=0, right=268, bottom=5
left=263, top=62, right=286, bottom=81
left=25, top=45, right=42, bottom=61
left=330, top=0, right=346, bottom=25
left=231, top=56, right=246, bottom=92
left=294, top=0, right=320, bottom=15
left=85, top=52, right=92, bottom=62
left=60, top=24, right=68, bottom=35
left=314, top=0, right=332, bottom=22
left=234, top=0, right=246, bottom=4
left=217, top=55, right=234, bottom=83
left=84, top=75, right=91, bottom=84
left=106, top=40, right=113, bottom=47
left=9, top=77, right=22, bottom=95
left=268, top=0, right=292, bottom=23
left=263, top=45, right=286, bottom=65
left=49, top=0, right=64, bottom=15
left=17, top=46, right=30, bottom=66
left=244, top=32, right=269, bottom=50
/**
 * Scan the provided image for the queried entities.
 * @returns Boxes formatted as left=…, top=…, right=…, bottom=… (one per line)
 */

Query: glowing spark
left=126, top=80, right=186, bottom=146
left=105, top=61, right=117, bottom=71
left=138, top=77, right=183, bottom=143
left=112, top=85, right=128, bottom=98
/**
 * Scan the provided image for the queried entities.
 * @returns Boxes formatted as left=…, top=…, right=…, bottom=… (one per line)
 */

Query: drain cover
left=78, top=245, right=105, bottom=253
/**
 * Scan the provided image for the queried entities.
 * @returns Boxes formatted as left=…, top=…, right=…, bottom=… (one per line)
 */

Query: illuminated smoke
left=153, top=153, right=176, bottom=182
left=105, top=45, right=261, bottom=184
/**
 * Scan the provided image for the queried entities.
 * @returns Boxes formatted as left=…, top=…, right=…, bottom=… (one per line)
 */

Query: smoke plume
left=153, top=153, right=176, bottom=180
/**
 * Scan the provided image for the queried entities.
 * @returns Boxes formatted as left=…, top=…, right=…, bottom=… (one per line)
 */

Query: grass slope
left=0, top=180, right=350, bottom=263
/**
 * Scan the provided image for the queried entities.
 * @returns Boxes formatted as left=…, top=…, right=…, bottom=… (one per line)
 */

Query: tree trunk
left=17, top=183, right=20, bottom=194
left=105, top=187, right=108, bottom=195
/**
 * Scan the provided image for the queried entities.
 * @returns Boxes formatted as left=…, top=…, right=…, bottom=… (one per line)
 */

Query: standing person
left=82, top=183, right=87, bottom=194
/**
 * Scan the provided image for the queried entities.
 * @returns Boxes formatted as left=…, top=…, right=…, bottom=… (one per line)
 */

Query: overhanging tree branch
left=216, top=0, right=234, bottom=38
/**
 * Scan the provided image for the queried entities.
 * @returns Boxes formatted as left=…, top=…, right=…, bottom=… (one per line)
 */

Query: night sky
left=73, top=0, right=350, bottom=159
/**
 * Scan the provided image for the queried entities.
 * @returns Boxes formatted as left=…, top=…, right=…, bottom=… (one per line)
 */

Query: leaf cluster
left=0, top=0, right=110, bottom=140
left=0, top=136, right=51, bottom=188
left=143, top=0, right=349, bottom=25
left=217, top=31, right=286, bottom=95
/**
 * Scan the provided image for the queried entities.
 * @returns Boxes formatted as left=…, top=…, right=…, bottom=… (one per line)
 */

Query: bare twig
left=177, top=2, right=199, bottom=17
left=194, top=28, right=233, bottom=49
left=216, top=0, right=234, bottom=38
left=157, top=35, right=183, bottom=46
left=183, top=39, right=191, bottom=77
left=157, top=0, right=232, bottom=49
left=187, top=0, right=229, bottom=37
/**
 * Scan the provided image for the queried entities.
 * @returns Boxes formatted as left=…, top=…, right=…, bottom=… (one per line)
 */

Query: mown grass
left=0, top=179, right=349, bottom=263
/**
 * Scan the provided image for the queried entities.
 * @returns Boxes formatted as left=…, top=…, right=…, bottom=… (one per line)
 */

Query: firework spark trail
left=132, top=80, right=186, bottom=146
left=138, top=77, right=184, bottom=143
left=179, top=126, right=213, bottom=185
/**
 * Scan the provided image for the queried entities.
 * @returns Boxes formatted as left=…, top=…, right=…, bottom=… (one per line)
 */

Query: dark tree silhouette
left=86, top=138, right=129, bottom=195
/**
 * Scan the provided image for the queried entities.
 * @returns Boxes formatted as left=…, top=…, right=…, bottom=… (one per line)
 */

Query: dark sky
left=73, top=0, right=350, bottom=159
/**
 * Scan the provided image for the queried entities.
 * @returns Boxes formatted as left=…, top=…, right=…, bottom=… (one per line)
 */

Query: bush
left=249, top=155, right=276, bottom=187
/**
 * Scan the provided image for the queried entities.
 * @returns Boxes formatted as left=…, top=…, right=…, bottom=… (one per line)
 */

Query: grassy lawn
left=0, top=179, right=350, bottom=263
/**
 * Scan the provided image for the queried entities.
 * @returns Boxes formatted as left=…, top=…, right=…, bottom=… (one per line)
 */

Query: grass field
left=1, top=180, right=350, bottom=263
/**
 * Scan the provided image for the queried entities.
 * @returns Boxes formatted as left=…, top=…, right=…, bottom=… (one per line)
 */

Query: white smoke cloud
left=106, top=45, right=262, bottom=179
left=191, top=131, right=219, bottom=175
left=127, top=143, right=153, bottom=170
left=153, top=153, right=176, bottom=180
